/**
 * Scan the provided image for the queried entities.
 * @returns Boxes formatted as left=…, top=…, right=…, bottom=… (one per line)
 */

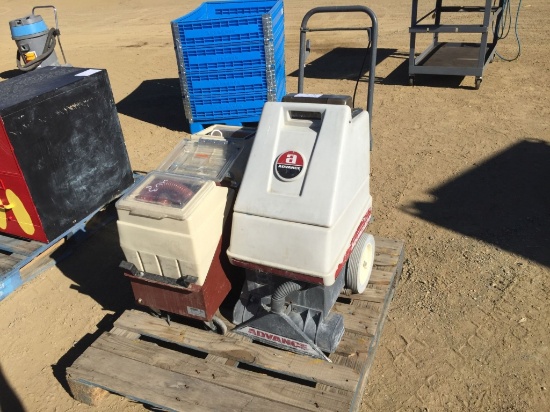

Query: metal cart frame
left=408, top=0, right=505, bottom=89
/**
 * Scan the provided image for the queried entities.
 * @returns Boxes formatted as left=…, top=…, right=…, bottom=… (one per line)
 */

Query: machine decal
left=274, top=151, right=304, bottom=181
left=241, top=326, right=319, bottom=357
left=187, top=306, right=206, bottom=319
left=5, top=189, right=35, bottom=235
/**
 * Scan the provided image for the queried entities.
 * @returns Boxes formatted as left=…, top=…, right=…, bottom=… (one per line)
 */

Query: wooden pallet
left=0, top=175, right=143, bottom=302
left=0, top=204, right=118, bottom=302
left=67, top=236, right=405, bottom=412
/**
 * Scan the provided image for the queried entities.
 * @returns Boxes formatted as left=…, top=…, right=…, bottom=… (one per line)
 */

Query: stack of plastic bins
left=171, top=0, right=286, bottom=133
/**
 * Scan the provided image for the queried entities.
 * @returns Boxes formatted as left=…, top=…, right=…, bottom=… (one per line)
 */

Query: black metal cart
left=408, top=0, right=505, bottom=89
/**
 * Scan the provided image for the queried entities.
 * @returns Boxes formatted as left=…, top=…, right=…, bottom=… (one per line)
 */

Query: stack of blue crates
left=171, top=0, right=286, bottom=133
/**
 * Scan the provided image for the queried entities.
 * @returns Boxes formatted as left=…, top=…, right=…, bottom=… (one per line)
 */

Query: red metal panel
left=0, top=119, right=21, bottom=176
left=0, top=175, right=47, bottom=242
left=124, top=237, right=232, bottom=321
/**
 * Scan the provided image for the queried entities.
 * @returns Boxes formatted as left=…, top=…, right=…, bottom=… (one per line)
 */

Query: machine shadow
left=287, top=47, right=395, bottom=86
left=403, top=139, right=550, bottom=267
left=116, top=78, right=187, bottom=132
left=50, top=214, right=138, bottom=394
left=0, top=365, right=25, bottom=412
left=53, top=215, right=136, bottom=314
left=0, top=69, right=24, bottom=80
left=51, top=314, right=119, bottom=397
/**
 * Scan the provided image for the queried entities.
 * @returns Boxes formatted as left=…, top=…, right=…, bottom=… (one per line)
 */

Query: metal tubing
left=31, top=5, right=67, bottom=64
left=297, top=6, right=378, bottom=134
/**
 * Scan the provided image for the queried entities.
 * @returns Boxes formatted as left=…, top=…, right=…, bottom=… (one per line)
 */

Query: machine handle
left=297, top=6, right=378, bottom=149
left=32, top=5, right=59, bottom=29
left=31, top=5, right=67, bottom=64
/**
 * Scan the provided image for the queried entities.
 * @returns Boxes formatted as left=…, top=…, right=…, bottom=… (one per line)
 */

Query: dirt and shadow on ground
left=287, top=47, right=394, bottom=91
left=0, top=365, right=25, bottom=412
left=287, top=47, right=475, bottom=90
left=116, top=47, right=393, bottom=131
left=404, top=138, right=550, bottom=268
left=380, top=51, right=477, bottom=89
left=116, top=78, right=188, bottom=132
left=0, top=69, right=23, bottom=80
left=47, top=211, right=137, bottom=394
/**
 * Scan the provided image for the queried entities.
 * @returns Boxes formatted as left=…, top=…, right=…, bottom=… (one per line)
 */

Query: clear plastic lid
left=117, top=172, right=209, bottom=220
left=158, top=137, right=242, bottom=181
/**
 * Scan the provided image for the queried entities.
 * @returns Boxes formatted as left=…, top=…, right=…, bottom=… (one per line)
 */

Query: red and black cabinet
left=0, top=66, right=134, bottom=243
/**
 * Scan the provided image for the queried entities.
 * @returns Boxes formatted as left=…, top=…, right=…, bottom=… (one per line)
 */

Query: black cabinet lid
left=0, top=66, right=104, bottom=114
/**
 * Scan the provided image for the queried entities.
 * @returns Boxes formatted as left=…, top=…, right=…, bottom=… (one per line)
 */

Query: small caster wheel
left=204, top=316, right=228, bottom=335
left=408, top=76, right=415, bottom=86
left=346, top=233, right=376, bottom=294
left=475, top=78, right=482, bottom=90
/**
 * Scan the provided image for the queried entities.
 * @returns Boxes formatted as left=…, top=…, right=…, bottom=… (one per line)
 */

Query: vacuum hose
left=16, top=27, right=58, bottom=72
left=271, top=281, right=302, bottom=314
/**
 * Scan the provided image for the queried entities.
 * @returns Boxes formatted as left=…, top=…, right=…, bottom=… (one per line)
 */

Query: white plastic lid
left=116, top=172, right=211, bottom=220
left=158, top=137, right=242, bottom=181
left=199, top=125, right=256, bottom=141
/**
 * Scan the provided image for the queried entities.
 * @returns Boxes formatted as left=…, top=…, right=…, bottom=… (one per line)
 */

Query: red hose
left=136, top=178, right=196, bottom=207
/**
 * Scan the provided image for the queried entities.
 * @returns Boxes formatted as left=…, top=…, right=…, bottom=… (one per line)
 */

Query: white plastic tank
left=116, top=172, right=231, bottom=285
left=227, top=100, right=372, bottom=286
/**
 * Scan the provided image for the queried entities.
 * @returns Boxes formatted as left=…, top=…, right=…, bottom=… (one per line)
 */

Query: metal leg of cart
left=408, top=0, right=505, bottom=89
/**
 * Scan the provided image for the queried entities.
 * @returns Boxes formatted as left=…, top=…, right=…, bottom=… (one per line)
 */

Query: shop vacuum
left=9, top=5, right=67, bottom=72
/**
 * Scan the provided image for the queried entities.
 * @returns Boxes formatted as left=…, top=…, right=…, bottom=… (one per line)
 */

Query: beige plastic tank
left=116, top=172, right=231, bottom=285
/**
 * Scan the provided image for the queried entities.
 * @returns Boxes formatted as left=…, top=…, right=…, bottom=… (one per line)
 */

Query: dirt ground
left=0, top=0, right=548, bottom=411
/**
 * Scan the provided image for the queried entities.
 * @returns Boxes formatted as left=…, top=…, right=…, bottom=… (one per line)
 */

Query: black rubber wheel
left=409, top=76, right=415, bottom=86
left=475, top=78, right=482, bottom=90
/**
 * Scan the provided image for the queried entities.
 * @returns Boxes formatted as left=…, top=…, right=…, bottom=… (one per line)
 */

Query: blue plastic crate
left=190, top=102, right=265, bottom=122
left=172, top=1, right=284, bottom=48
left=184, top=43, right=267, bottom=67
left=189, top=84, right=266, bottom=101
left=186, top=67, right=268, bottom=91
left=186, top=58, right=266, bottom=73
left=171, top=0, right=286, bottom=128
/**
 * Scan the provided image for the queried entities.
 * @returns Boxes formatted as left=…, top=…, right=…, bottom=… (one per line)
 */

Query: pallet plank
left=0, top=254, right=21, bottom=271
left=335, top=331, right=373, bottom=358
left=114, top=310, right=359, bottom=392
left=345, top=287, right=387, bottom=303
left=69, top=346, right=316, bottom=412
left=19, top=238, right=65, bottom=281
left=347, top=238, right=405, bottom=412
left=0, top=234, right=43, bottom=255
left=332, top=302, right=379, bottom=336
left=89, top=332, right=351, bottom=412
left=368, top=268, right=394, bottom=285
left=373, top=237, right=404, bottom=252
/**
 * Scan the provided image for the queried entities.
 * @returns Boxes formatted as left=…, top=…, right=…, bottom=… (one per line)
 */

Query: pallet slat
left=114, top=310, right=360, bottom=392
left=81, top=332, right=352, bottom=412
left=70, top=347, right=310, bottom=412
left=0, top=234, right=43, bottom=255
left=0, top=179, right=142, bottom=302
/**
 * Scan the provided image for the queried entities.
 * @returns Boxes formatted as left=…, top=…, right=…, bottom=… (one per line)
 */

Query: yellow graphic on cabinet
left=0, top=199, right=6, bottom=229
left=0, top=189, right=35, bottom=235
